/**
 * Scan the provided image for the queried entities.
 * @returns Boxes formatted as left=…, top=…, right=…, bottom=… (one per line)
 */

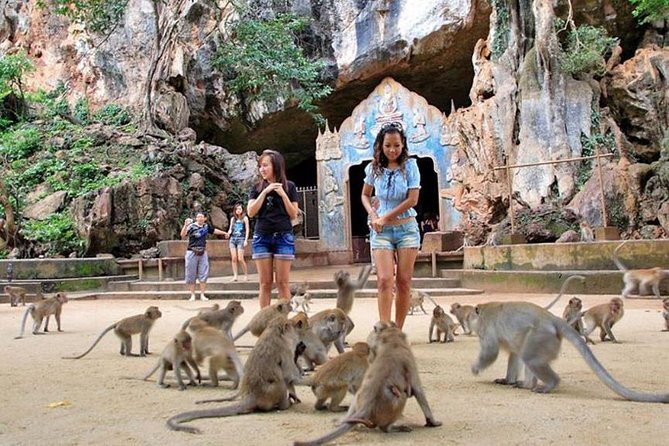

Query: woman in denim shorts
left=226, top=203, right=250, bottom=282
left=248, top=149, right=299, bottom=308
left=361, top=122, right=421, bottom=329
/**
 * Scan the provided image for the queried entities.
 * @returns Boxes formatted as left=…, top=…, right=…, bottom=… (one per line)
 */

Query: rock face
left=23, top=191, right=68, bottom=220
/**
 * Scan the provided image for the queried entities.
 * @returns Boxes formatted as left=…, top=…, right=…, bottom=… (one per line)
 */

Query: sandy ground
left=1, top=293, right=668, bottom=446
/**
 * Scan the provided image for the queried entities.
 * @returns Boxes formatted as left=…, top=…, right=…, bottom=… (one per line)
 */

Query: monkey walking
left=450, top=303, right=477, bottom=335
left=4, top=285, right=27, bottom=307
left=471, top=301, right=669, bottom=402
left=167, top=318, right=302, bottom=434
left=232, top=300, right=291, bottom=341
left=294, top=323, right=441, bottom=446
left=63, top=306, right=162, bottom=358
left=15, top=292, right=68, bottom=338
left=613, top=241, right=669, bottom=299
left=181, top=300, right=244, bottom=340
left=581, top=298, right=625, bottom=344
left=142, top=330, right=201, bottom=390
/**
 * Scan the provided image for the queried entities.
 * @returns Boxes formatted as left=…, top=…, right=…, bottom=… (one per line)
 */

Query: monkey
left=167, top=318, right=302, bottom=434
left=408, top=290, right=428, bottom=315
left=62, top=306, right=162, bottom=358
left=4, top=285, right=27, bottom=307
left=293, top=323, right=442, bottom=445
left=581, top=298, right=625, bottom=344
left=176, top=303, right=220, bottom=314
left=429, top=305, right=458, bottom=343
left=470, top=300, right=669, bottom=402
left=291, top=312, right=327, bottom=372
left=232, top=300, right=291, bottom=341
left=613, top=241, right=669, bottom=299
left=450, top=302, right=477, bottom=335
left=182, top=300, right=244, bottom=339
left=662, top=298, right=669, bottom=332
left=366, top=320, right=397, bottom=363
left=291, top=292, right=313, bottom=313
left=15, top=292, right=68, bottom=338
left=309, top=308, right=348, bottom=354
left=562, top=297, right=587, bottom=341
left=579, top=221, right=595, bottom=242
left=187, top=318, right=243, bottom=388
left=290, top=281, right=309, bottom=298
left=310, top=342, right=370, bottom=412
left=334, top=264, right=372, bottom=345
left=142, top=330, right=201, bottom=390
left=543, top=275, right=586, bottom=310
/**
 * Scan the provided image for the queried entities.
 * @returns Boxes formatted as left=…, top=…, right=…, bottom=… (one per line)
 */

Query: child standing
left=227, top=203, right=249, bottom=281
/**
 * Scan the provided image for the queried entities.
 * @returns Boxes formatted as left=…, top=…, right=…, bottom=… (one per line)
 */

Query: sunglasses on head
left=380, top=121, right=404, bottom=132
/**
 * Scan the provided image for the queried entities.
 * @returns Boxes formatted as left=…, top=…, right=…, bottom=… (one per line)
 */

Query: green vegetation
left=577, top=109, right=616, bottom=190
left=490, top=0, right=510, bottom=61
left=215, top=12, right=332, bottom=123
left=556, top=20, right=618, bottom=78
left=629, top=0, right=669, bottom=24
left=37, top=0, right=128, bottom=35
left=0, top=51, right=34, bottom=120
left=21, top=212, right=85, bottom=256
left=93, top=103, right=132, bottom=126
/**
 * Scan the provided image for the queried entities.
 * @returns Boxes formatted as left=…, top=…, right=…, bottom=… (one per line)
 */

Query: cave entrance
left=347, top=156, right=440, bottom=263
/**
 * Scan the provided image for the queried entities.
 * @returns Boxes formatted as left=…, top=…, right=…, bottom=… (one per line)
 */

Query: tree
left=0, top=52, right=34, bottom=119
left=628, top=0, right=669, bottom=24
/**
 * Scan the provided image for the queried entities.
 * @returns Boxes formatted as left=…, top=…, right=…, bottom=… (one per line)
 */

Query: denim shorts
left=229, top=236, right=245, bottom=249
left=184, top=250, right=209, bottom=284
left=370, top=219, right=420, bottom=250
left=252, top=231, right=295, bottom=260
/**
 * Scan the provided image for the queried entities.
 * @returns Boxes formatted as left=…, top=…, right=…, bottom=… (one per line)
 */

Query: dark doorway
left=347, top=157, right=439, bottom=262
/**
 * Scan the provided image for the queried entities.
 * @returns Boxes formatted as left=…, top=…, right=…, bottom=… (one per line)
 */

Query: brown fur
left=187, top=318, right=243, bottom=388
left=16, top=292, right=68, bottom=338
left=582, top=298, right=625, bottom=344
left=4, top=285, right=27, bottom=307
left=613, top=241, right=669, bottom=299
left=233, top=300, right=291, bottom=341
left=662, top=298, right=669, bottom=332
left=183, top=300, right=244, bottom=339
left=63, top=306, right=161, bottom=358
left=429, top=305, right=458, bottom=343
left=450, top=302, right=476, bottom=335
left=143, top=330, right=201, bottom=390
left=291, top=312, right=327, bottom=372
left=309, top=308, right=348, bottom=354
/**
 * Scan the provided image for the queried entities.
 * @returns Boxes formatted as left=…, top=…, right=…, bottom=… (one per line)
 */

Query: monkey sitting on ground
left=291, top=312, right=327, bottom=372
left=579, top=221, right=595, bottom=242
left=581, top=298, right=625, bottom=344
left=63, top=306, right=162, bottom=358
left=232, top=300, right=291, bottom=341
left=294, top=322, right=442, bottom=445
left=335, top=264, right=372, bottom=344
left=309, top=342, right=370, bottom=412
left=613, top=241, right=669, bottom=299
left=142, top=330, right=201, bottom=390
left=309, top=308, right=348, bottom=354
left=4, top=285, right=27, bottom=307
left=182, top=300, right=244, bottom=340
left=450, top=302, right=477, bottom=335
left=471, top=301, right=669, bottom=402
left=16, top=292, right=68, bottom=338
left=187, top=318, right=243, bottom=388
left=429, top=305, right=458, bottom=343
left=562, top=297, right=587, bottom=341
left=167, top=318, right=302, bottom=434
left=662, top=298, right=669, bottom=332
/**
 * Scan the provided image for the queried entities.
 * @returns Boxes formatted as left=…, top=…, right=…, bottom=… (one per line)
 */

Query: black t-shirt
left=187, top=223, right=215, bottom=249
left=249, top=181, right=298, bottom=235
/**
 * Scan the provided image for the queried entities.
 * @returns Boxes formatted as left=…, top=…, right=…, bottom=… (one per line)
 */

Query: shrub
left=93, top=103, right=132, bottom=126
left=558, top=23, right=618, bottom=78
left=21, top=212, right=85, bottom=256
left=0, top=126, right=42, bottom=161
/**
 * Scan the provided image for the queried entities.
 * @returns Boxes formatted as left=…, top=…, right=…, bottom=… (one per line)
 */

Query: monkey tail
left=422, top=292, right=440, bottom=309
left=232, top=327, right=248, bottom=342
left=560, top=322, right=669, bottom=403
left=62, top=324, right=116, bottom=359
left=293, top=422, right=356, bottom=446
left=181, top=316, right=194, bottom=331
left=612, top=241, right=629, bottom=272
left=142, top=362, right=161, bottom=381
left=544, top=275, right=586, bottom=310
left=195, top=391, right=241, bottom=404
left=15, top=305, right=35, bottom=339
left=166, top=400, right=254, bottom=433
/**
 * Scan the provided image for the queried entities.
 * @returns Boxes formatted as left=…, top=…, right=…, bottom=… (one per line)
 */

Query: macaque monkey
left=182, top=300, right=244, bottom=339
left=167, top=318, right=302, bottom=434
left=4, top=285, right=27, bottom=307
left=63, top=306, right=162, bottom=358
left=334, top=265, right=372, bottom=344
left=290, top=281, right=309, bottom=298
left=562, top=297, right=586, bottom=339
left=581, top=298, right=625, bottom=344
left=310, top=342, right=370, bottom=412
left=176, top=303, right=220, bottom=314
left=471, top=301, right=669, bottom=402
left=309, top=308, right=348, bottom=354
left=291, top=292, right=313, bottom=313
left=408, top=290, right=427, bottom=315
left=16, top=292, right=68, bottom=338
left=579, top=221, right=595, bottom=242
left=187, top=318, right=243, bottom=388
left=613, top=241, right=669, bottom=299
left=233, top=300, right=291, bottom=341
left=662, top=298, right=669, bottom=332
left=291, top=312, right=327, bottom=372
left=293, top=324, right=442, bottom=445
left=450, top=303, right=477, bottom=335
left=429, top=306, right=458, bottom=343
left=143, top=330, right=201, bottom=390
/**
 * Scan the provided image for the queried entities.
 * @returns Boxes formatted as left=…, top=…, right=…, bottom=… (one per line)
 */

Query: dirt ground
left=1, top=293, right=668, bottom=446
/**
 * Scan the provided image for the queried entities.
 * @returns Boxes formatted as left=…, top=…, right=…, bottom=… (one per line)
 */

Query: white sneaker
left=200, top=295, right=209, bottom=301
left=188, top=295, right=196, bottom=302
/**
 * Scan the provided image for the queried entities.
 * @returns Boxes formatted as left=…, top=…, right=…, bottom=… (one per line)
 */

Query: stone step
left=108, top=277, right=461, bottom=292
left=71, top=287, right=483, bottom=301
left=0, top=274, right=139, bottom=297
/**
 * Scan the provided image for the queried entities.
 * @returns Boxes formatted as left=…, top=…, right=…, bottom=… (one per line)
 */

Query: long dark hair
left=371, top=122, right=408, bottom=177
left=231, top=203, right=246, bottom=220
left=255, top=149, right=289, bottom=192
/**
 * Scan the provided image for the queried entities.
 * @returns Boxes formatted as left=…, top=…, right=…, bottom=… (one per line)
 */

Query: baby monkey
left=143, top=330, right=200, bottom=390
left=429, top=305, right=458, bottom=343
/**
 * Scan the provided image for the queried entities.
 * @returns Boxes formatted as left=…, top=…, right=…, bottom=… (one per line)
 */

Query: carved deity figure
left=320, top=165, right=344, bottom=214
left=410, top=107, right=429, bottom=143
left=353, top=116, right=369, bottom=150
